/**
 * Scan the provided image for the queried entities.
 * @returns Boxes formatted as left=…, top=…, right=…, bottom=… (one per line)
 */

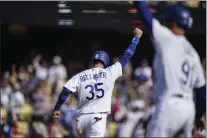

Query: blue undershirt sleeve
left=134, top=1, right=153, bottom=35
left=195, top=85, right=206, bottom=116
left=54, top=87, right=72, bottom=111
left=118, top=35, right=140, bottom=68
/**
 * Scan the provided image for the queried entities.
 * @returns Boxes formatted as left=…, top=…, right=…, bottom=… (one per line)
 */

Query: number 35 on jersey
left=85, top=83, right=104, bottom=100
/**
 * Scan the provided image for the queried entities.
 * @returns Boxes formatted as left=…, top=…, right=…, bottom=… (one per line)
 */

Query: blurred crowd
left=0, top=54, right=206, bottom=138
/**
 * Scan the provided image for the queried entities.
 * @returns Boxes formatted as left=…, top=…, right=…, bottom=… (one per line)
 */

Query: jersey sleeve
left=152, top=19, right=174, bottom=52
left=106, top=62, right=122, bottom=81
left=194, top=59, right=206, bottom=88
left=63, top=74, right=79, bottom=93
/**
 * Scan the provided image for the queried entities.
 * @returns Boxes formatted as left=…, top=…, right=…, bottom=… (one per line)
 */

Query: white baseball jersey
left=152, top=19, right=205, bottom=101
left=64, top=62, right=122, bottom=115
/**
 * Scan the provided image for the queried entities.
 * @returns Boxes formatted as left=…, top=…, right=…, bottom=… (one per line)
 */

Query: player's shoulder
left=104, top=62, right=122, bottom=77
left=110, top=62, right=121, bottom=67
left=153, top=18, right=161, bottom=27
left=152, top=18, right=175, bottom=38
left=105, top=62, right=121, bottom=70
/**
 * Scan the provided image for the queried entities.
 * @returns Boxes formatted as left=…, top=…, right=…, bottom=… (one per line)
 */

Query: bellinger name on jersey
left=80, top=71, right=107, bottom=82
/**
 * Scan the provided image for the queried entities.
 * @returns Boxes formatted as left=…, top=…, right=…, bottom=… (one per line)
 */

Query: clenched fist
left=133, top=28, right=143, bottom=38
left=53, top=110, right=60, bottom=119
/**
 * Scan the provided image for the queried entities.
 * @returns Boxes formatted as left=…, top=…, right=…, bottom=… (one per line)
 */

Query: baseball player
left=53, top=28, right=143, bottom=137
left=134, top=1, right=206, bottom=137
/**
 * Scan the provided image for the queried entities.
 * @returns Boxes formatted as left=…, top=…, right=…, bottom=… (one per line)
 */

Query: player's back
left=152, top=19, right=205, bottom=100
left=64, top=62, right=122, bottom=115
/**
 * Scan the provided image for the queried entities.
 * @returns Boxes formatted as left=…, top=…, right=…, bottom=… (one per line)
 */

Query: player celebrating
left=53, top=28, right=143, bottom=137
left=133, top=1, right=206, bottom=137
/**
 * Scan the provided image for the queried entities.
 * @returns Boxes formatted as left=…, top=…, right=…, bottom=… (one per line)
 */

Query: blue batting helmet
left=162, top=5, right=193, bottom=29
left=92, top=50, right=110, bottom=68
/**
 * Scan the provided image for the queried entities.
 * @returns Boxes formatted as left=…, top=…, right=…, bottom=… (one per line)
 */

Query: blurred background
left=0, top=1, right=206, bottom=138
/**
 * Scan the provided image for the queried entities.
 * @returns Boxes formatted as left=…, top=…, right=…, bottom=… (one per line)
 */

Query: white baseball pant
left=75, top=113, right=107, bottom=137
left=145, top=94, right=195, bottom=137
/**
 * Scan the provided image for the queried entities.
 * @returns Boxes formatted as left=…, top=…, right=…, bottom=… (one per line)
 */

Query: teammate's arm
left=133, top=1, right=172, bottom=47
left=133, top=1, right=153, bottom=35
left=118, top=28, right=143, bottom=68
left=194, top=85, right=206, bottom=129
left=194, top=58, right=206, bottom=120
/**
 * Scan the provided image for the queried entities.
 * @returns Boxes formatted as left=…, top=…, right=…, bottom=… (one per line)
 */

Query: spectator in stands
left=29, top=114, right=49, bottom=138
left=141, top=97, right=156, bottom=136
left=115, top=99, right=145, bottom=137
left=1, top=91, right=9, bottom=109
left=60, top=97, right=78, bottom=137
left=48, top=56, right=67, bottom=85
left=18, top=65, right=28, bottom=83
left=113, top=57, right=132, bottom=105
left=134, top=59, right=153, bottom=107
left=2, top=72, right=12, bottom=95
left=49, top=118, right=66, bottom=137
left=111, top=89, right=126, bottom=121
left=1, top=111, right=13, bottom=138
left=9, top=82, right=25, bottom=120
left=1, top=79, right=10, bottom=109
left=32, top=85, right=45, bottom=116
left=33, top=55, right=49, bottom=81
left=48, top=55, right=67, bottom=94
left=24, top=64, right=39, bottom=96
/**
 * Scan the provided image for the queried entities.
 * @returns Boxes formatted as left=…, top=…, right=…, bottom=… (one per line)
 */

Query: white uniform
left=64, top=62, right=122, bottom=137
left=146, top=19, right=206, bottom=137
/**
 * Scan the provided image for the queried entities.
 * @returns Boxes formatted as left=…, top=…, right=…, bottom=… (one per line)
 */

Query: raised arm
left=118, top=28, right=143, bottom=68
left=133, top=1, right=173, bottom=51
left=133, top=1, right=153, bottom=35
